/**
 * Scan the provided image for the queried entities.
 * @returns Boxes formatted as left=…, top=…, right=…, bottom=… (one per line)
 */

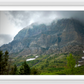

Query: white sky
left=0, top=11, right=22, bottom=46
left=0, top=11, right=21, bottom=37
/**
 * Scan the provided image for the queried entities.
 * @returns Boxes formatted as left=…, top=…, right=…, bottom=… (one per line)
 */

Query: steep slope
left=0, top=18, right=84, bottom=56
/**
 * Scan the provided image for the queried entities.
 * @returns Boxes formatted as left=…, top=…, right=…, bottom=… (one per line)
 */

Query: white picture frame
left=0, top=0, right=84, bottom=84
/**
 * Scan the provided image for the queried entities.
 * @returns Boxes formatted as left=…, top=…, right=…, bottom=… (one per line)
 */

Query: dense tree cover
left=19, top=61, right=30, bottom=75
left=0, top=50, right=38, bottom=75
left=0, top=50, right=9, bottom=75
left=0, top=50, right=84, bottom=75
left=10, top=64, right=18, bottom=75
left=31, top=68, right=39, bottom=75
left=31, top=53, right=84, bottom=75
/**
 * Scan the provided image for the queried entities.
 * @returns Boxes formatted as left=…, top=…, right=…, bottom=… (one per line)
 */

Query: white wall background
left=0, top=81, right=84, bottom=84
left=0, top=0, right=84, bottom=5
left=0, top=0, right=84, bottom=2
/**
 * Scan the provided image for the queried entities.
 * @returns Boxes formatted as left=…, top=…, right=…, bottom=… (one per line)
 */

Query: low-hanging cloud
left=6, top=11, right=59, bottom=28
left=6, top=11, right=84, bottom=29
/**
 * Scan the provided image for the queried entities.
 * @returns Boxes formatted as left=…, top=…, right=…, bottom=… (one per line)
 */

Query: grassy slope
left=11, top=52, right=84, bottom=75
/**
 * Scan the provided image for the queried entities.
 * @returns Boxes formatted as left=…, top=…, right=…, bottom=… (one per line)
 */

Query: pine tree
left=65, top=53, right=76, bottom=75
left=0, top=50, right=9, bottom=74
left=10, top=64, right=17, bottom=75
left=19, top=61, right=30, bottom=75
left=3, top=50, right=9, bottom=74
left=31, top=68, right=38, bottom=75
left=0, top=51, right=3, bottom=74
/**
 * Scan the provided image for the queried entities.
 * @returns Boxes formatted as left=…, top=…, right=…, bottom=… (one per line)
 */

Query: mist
left=6, top=11, right=84, bottom=28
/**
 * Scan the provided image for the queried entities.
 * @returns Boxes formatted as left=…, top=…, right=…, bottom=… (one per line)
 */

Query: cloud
left=0, top=34, right=13, bottom=46
left=0, top=11, right=21, bottom=36
left=56, top=11, right=84, bottom=23
left=6, top=11, right=84, bottom=28
left=6, top=11, right=60, bottom=28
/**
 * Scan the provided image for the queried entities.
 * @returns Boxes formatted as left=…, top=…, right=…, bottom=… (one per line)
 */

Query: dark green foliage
left=4, top=51, right=9, bottom=65
left=10, top=64, right=18, bottom=75
left=0, top=50, right=9, bottom=75
left=31, top=68, right=38, bottom=75
left=19, top=61, right=30, bottom=75
left=4, top=51, right=9, bottom=74
left=0, top=50, right=38, bottom=75
left=0, top=51, right=3, bottom=74
left=74, top=65, right=84, bottom=75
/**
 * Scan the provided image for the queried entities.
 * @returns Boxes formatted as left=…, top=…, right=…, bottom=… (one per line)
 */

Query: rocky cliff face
left=0, top=18, right=84, bottom=56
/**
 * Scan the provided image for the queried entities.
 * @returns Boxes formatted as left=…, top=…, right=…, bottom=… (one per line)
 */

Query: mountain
left=0, top=18, right=84, bottom=56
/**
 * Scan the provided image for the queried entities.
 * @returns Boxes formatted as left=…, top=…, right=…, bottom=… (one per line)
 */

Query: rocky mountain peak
left=0, top=18, right=84, bottom=56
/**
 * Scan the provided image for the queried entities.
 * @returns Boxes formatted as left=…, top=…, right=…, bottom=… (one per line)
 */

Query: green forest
left=0, top=50, right=84, bottom=75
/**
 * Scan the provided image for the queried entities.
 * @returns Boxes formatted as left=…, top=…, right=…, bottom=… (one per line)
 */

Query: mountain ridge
left=0, top=18, right=84, bottom=56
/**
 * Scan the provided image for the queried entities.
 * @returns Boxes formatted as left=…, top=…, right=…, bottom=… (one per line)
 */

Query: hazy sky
left=0, top=11, right=84, bottom=46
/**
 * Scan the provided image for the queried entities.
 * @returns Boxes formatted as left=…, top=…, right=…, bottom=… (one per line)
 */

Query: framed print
left=0, top=0, right=84, bottom=84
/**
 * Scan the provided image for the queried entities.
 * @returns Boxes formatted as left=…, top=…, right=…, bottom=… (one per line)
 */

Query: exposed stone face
left=0, top=18, right=84, bottom=56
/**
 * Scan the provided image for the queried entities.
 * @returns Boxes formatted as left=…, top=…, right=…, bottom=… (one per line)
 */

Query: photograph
left=0, top=10, right=84, bottom=75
